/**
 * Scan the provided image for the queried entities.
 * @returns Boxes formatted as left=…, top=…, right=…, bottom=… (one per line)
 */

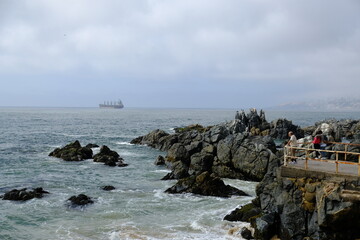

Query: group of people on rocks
left=286, top=130, right=333, bottom=163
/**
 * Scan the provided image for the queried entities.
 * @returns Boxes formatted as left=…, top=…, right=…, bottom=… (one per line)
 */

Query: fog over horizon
left=0, top=0, right=359, bottom=108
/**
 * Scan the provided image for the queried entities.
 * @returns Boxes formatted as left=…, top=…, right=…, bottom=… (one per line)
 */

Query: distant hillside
left=268, top=98, right=360, bottom=111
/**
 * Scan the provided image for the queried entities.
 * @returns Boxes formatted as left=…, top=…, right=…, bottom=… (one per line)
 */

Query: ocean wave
left=116, top=142, right=134, bottom=146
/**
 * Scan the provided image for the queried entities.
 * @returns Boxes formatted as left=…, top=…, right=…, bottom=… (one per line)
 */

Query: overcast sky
left=0, top=0, right=359, bottom=108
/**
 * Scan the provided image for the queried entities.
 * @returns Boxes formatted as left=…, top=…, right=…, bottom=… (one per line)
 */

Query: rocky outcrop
left=224, top=154, right=360, bottom=240
left=132, top=109, right=286, bottom=181
left=2, top=188, right=49, bottom=201
left=93, top=145, right=127, bottom=167
left=49, top=140, right=93, bottom=161
left=270, top=118, right=304, bottom=139
left=165, top=171, right=249, bottom=198
left=224, top=202, right=261, bottom=222
left=50, top=141, right=128, bottom=167
left=101, top=185, right=116, bottom=191
left=67, top=194, right=94, bottom=206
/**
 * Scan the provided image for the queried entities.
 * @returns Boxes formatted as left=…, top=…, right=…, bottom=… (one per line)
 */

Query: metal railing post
left=284, top=146, right=287, bottom=166
left=305, top=149, right=308, bottom=170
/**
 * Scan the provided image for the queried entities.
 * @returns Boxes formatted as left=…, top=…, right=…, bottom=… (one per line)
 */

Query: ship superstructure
left=99, top=100, right=124, bottom=109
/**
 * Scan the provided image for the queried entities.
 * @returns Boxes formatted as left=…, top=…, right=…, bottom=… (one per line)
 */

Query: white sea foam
left=116, top=141, right=133, bottom=146
left=120, top=151, right=145, bottom=157
left=151, top=169, right=171, bottom=173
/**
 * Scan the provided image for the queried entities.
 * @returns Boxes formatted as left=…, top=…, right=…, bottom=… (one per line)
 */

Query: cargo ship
left=99, top=100, right=124, bottom=109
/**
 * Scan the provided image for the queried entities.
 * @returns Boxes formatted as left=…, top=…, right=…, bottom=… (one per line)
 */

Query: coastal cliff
left=131, top=109, right=360, bottom=239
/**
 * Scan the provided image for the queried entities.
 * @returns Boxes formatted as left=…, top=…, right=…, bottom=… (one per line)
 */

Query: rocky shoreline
left=131, top=109, right=360, bottom=240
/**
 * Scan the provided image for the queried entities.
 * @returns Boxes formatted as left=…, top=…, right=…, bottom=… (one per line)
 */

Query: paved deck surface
left=286, top=158, right=359, bottom=176
left=281, top=158, right=360, bottom=182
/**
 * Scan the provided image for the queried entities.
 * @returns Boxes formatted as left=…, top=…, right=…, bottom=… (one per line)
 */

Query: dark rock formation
left=270, top=118, right=304, bottom=139
left=154, top=155, right=166, bottom=165
left=49, top=140, right=93, bottom=161
left=68, top=194, right=94, bottom=206
left=224, top=202, right=261, bottom=222
left=101, top=186, right=116, bottom=191
left=165, top=171, right=249, bottom=198
left=2, top=188, right=49, bottom=201
left=174, top=124, right=209, bottom=133
left=93, top=145, right=127, bottom=167
left=131, top=109, right=283, bottom=181
left=85, top=143, right=99, bottom=148
left=240, top=227, right=253, bottom=240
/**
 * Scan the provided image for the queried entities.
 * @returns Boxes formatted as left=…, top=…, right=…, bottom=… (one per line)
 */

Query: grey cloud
left=0, top=0, right=359, bottom=107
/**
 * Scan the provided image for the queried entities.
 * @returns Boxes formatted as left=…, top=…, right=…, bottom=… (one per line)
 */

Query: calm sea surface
left=1, top=108, right=360, bottom=240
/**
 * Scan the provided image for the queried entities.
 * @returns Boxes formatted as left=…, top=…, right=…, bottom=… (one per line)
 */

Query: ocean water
left=1, top=108, right=360, bottom=240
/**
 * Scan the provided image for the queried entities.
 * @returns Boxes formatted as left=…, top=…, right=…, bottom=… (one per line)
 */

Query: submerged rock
left=2, top=188, right=50, bottom=201
left=101, top=186, right=116, bottom=191
left=165, top=171, right=249, bottom=198
left=68, top=194, right=94, bottom=206
left=49, top=140, right=93, bottom=161
left=85, top=143, right=99, bottom=148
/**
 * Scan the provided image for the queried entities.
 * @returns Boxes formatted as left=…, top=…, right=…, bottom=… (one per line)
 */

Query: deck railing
left=284, top=141, right=360, bottom=176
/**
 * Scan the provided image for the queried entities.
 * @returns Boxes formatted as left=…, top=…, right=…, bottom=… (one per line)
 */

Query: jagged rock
left=224, top=203, right=261, bottom=222
left=2, top=188, right=49, bottom=201
left=49, top=140, right=93, bottom=161
left=165, top=171, right=249, bottom=198
left=93, top=145, right=127, bottom=167
left=270, top=119, right=303, bottom=139
left=101, top=186, right=116, bottom=191
left=154, top=155, right=166, bottom=165
left=133, top=129, right=170, bottom=149
left=68, top=194, right=94, bottom=206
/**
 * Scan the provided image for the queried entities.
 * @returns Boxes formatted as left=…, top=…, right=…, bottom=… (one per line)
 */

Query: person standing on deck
left=287, top=131, right=298, bottom=163
left=312, top=131, right=323, bottom=159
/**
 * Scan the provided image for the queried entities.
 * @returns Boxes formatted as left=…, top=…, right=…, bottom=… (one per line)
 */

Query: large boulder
left=93, top=145, right=127, bottom=167
left=49, top=140, right=93, bottom=161
left=270, top=118, right=304, bottom=139
left=213, top=134, right=277, bottom=181
left=2, top=188, right=49, bottom=201
left=130, top=129, right=170, bottom=150
left=165, top=171, right=249, bottom=198
left=224, top=202, right=261, bottom=222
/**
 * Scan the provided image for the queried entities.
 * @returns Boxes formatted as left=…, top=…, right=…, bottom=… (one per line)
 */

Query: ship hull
left=99, top=104, right=124, bottom=109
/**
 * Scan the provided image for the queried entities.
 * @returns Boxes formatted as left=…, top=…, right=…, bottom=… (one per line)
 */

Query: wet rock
left=165, top=171, right=249, bottom=198
left=85, top=143, right=99, bottom=148
left=154, top=155, right=166, bottom=165
left=68, top=194, right=94, bottom=206
left=101, top=186, right=116, bottom=191
left=240, top=227, right=253, bottom=240
left=93, top=145, right=127, bottom=167
left=2, top=188, right=50, bottom=201
left=49, top=140, right=93, bottom=161
left=161, top=161, right=189, bottom=180
left=224, top=203, right=261, bottom=222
